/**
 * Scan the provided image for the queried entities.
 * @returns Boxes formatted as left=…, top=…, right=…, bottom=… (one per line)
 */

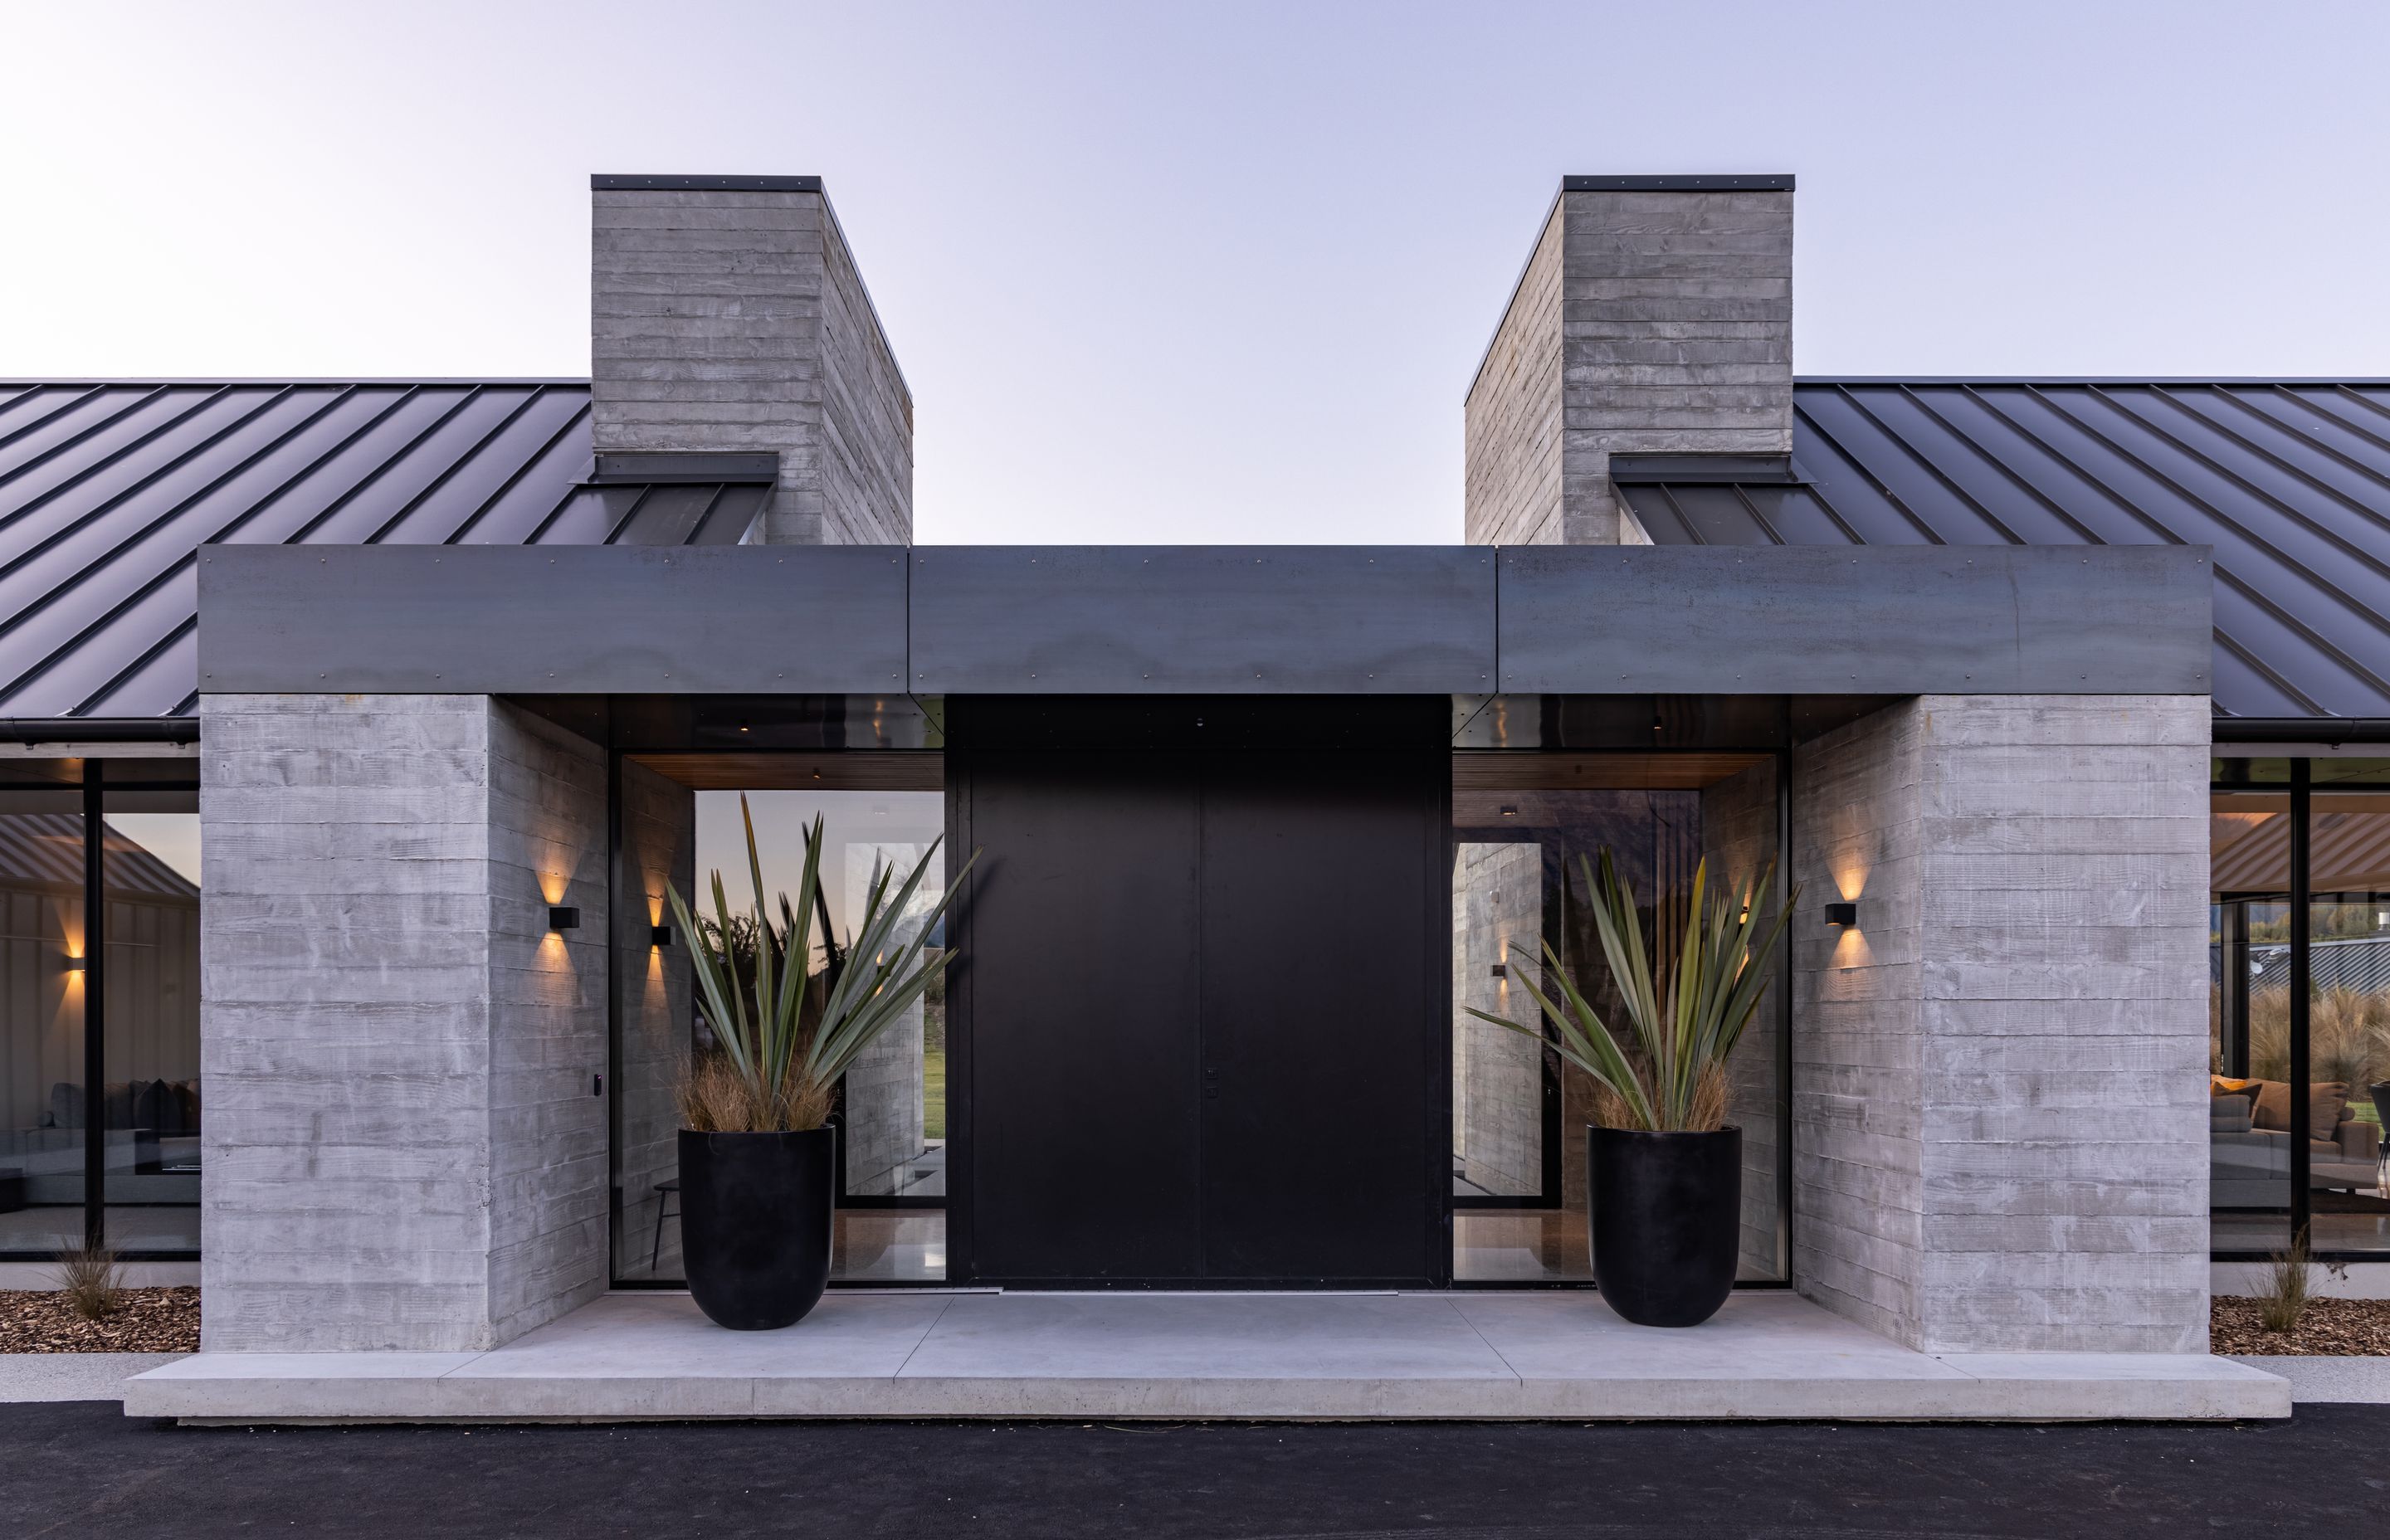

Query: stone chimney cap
left=591, top=174, right=822, bottom=192
left=1563, top=174, right=1794, bottom=192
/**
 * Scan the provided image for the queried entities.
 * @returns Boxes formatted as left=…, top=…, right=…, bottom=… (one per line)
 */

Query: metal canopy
left=197, top=542, right=2207, bottom=699
left=1614, top=380, right=2390, bottom=720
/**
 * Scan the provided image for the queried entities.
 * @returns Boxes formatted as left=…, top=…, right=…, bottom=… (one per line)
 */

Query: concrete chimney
left=591, top=174, right=912, bottom=544
left=1466, top=174, right=1792, bottom=545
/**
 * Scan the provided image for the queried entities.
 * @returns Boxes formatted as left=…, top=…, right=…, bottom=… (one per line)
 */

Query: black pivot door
left=947, top=698, right=1448, bottom=1288
left=1196, top=747, right=1444, bottom=1281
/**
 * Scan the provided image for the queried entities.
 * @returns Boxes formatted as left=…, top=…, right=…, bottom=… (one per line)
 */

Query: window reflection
left=0, top=792, right=89, bottom=1255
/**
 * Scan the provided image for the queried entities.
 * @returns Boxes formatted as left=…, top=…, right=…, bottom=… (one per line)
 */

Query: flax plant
left=1467, top=850, right=1798, bottom=1133
left=667, top=795, right=973, bottom=1133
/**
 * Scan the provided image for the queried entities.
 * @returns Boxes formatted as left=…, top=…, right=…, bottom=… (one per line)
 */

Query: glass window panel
left=2212, top=758, right=2293, bottom=786
left=2312, top=758, right=2390, bottom=787
left=617, top=772, right=947, bottom=1287
left=0, top=790, right=89, bottom=1256
left=1451, top=757, right=1784, bottom=1284
left=2306, top=790, right=2390, bottom=1257
left=2210, top=789, right=2291, bottom=1254
left=100, top=796, right=201, bottom=1255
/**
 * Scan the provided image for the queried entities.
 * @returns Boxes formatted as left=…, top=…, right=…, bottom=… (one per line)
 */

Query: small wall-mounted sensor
left=1824, top=901, right=1859, bottom=928
left=651, top=924, right=675, bottom=948
left=549, top=905, right=581, bottom=931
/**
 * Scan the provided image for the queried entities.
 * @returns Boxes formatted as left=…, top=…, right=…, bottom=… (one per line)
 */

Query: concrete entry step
left=124, top=1291, right=2289, bottom=1423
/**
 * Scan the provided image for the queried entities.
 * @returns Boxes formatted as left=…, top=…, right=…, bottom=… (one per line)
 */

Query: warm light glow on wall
left=1831, top=927, right=1873, bottom=971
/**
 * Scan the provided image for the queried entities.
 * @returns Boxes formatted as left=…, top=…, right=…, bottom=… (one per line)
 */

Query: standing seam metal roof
left=1616, top=380, right=2390, bottom=721
left=0, top=381, right=771, bottom=719
left=4, top=378, right=2386, bottom=724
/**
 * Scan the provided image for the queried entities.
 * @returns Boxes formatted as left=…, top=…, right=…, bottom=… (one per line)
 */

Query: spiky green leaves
left=1464, top=849, right=1799, bottom=1133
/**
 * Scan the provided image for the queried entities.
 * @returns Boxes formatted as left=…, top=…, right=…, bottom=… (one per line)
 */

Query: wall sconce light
left=549, top=906, right=581, bottom=931
left=1489, top=963, right=1507, bottom=979
left=651, top=924, right=675, bottom=948
left=63, top=955, right=87, bottom=972
left=1498, top=805, right=1518, bottom=817
left=1824, top=902, right=1858, bottom=929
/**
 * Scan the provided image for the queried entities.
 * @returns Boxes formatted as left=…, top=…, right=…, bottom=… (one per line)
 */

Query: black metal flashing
left=2212, top=718, right=2390, bottom=744
left=591, top=174, right=822, bottom=192
left=1563, top=174, right=1795, bottom=192
left=1608, top=453, right=1799, bottom=485
left=0, top=717, right=198, bottom=744
left=590, top=451, right=778, bottom=485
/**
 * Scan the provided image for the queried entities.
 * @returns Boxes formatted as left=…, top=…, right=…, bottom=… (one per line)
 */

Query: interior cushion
left=2249, top=1079, right=2350, bottom=1142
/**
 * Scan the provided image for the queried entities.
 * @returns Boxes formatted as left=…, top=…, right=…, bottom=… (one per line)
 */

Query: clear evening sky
left=6, top=1, right=2384, bottom=544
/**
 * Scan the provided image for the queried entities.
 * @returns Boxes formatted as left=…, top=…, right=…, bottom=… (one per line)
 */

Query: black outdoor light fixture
left=1490, top=962, right=1507, bottom=979
left=651, top=924, right=675, bottom=948
left=62, top=954, right=87, bottom=972
left=549, top=905, right=581, bottom=931
left=1824, top=901, right=1859, bottom=928
left=1499, top=805, right=1519, bottom=817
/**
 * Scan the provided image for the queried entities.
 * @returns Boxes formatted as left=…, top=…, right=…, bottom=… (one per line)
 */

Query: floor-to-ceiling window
left=99, top=771, right=202, bottom=1255
left=0, top=758, right=200, bottom=1260
left=1450, top=752, right=1788, bottom=1284
left=2211, top=756, right=2390, bottom=1260
left=0, top=769, right=89, bottom=1256
left=612, top=753, right=948, bottom=1287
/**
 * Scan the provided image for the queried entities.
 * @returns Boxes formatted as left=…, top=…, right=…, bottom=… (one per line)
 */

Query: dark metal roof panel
left=1619, top=381, right=2390, bottom=721
left=0, top=380, right=782, bottom=719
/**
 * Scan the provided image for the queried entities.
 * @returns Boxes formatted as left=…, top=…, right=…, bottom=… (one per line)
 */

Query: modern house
left=2, top=171, right=2379, bottom=1420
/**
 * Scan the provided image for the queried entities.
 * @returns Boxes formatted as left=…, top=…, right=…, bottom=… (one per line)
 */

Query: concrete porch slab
left=124, top=1290, right=2289, bottom=1423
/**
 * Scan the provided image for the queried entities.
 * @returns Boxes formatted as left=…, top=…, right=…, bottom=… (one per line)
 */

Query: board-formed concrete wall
left=592, top=180, right=910, bottom=545
left=1790, top=694, right=2210, bottom=1353
left=1466, top=183, right=1792, bottom=546
left=199, top=694, right=609, bottom=1351
left=1464, top=202, right=1564, bottom=548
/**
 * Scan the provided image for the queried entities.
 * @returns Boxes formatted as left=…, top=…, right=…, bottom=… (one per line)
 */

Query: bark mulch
left=0, top=1287, right=198, bottom=1353
left=2213, top=1292, right=2390, bottom=1354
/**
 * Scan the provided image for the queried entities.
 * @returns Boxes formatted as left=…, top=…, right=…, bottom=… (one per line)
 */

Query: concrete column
left=1789, top=695, right=2211, bottom=1353
left=199, top=694, right=609, bottom=1352
left=592, top=174, right=912, bottom=545
left=1466, top=177, right=1792, bottom=546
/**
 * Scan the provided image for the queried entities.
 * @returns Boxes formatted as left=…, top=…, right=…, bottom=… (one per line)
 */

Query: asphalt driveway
left=0, top=1401, right=2382, bottom=1539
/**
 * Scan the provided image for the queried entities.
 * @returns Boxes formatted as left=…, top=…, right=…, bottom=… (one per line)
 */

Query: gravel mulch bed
left=0, top=1288, right=198, bottom=1353
left=2214, top=1294, right=2390, bottom=1355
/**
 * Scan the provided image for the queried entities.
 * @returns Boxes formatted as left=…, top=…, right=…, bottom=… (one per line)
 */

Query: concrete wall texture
left=1789, top=694, right=2212, bottom=1354
left=1465, top=185, right=1793, bottom=546
left=1463, top=202, right=1564, bottom=548
left=591, top=183, right=911, bottom=545
left=198, top=694, right=609, bottom=1352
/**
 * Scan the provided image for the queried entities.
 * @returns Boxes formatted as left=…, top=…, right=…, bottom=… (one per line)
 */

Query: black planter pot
left=1587, top=1123, right=1742, bottom=1328
left=677, top=1126, right=836, bottom=1331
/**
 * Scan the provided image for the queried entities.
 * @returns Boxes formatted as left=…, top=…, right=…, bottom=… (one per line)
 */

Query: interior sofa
left=0, top=1080, right=202, bottom=1208
left=2211, top=1077, right=2381, bottom=1206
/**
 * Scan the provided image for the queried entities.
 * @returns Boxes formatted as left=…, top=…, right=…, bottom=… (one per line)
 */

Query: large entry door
left=949, top=699, right=1448, bottom=1288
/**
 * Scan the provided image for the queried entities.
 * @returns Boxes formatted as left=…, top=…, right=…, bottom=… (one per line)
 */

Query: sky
left=5, top=1, right=2388, bottom=545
